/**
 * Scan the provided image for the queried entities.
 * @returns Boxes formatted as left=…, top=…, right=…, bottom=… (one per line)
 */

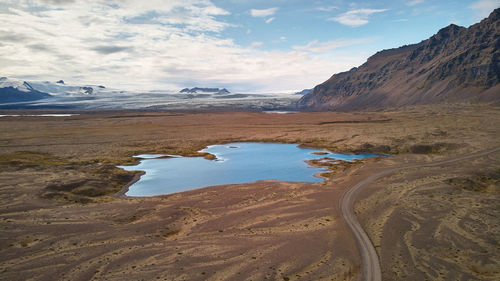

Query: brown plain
left=0, top=105, right=499, bottom=280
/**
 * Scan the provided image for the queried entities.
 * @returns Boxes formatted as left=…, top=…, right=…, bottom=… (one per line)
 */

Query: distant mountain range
left=298, top=8, right=500, bottom=111
left=0, top=77, right=110, bottom=103
left=0, top=77, right=51, bottom=102
left=180, top=87, right=230, bottom=94
left=0, top=78, right=299, bottom=110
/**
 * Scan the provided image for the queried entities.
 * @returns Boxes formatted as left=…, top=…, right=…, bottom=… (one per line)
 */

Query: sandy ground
left=0, top=105, right=498, bottom=280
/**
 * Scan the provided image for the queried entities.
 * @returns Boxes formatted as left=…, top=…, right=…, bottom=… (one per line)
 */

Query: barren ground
left=0, top=105, right=498, bottom=280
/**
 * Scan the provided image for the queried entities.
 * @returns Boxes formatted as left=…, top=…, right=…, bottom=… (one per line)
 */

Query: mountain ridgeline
left=180, top=87, right=230, bottom=94
left=298, top=8, right=500, bottom=111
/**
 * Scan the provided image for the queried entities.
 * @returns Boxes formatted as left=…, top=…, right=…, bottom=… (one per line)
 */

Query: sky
left=0, top=0, right=498, bottom=93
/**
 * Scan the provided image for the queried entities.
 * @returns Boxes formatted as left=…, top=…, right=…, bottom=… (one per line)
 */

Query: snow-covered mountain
left=0, top=77, right=111, bottom=97
left=0, top=77, right=300, bottom=110
left=0, top=77, right=52, bottom=103
left=0, top=77, right=38, bottom=92
left=180, top=87, right=230, bottom=95
left=27, top=80, right=107, bottom=96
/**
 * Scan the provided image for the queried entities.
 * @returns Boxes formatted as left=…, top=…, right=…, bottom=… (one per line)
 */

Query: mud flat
left=0, top=105, right=498, bottom=280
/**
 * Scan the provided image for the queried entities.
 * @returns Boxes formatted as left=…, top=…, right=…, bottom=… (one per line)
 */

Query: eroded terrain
left=355, top=152, right=500, bottom=280
left=0, top=105, right=498, bottom=280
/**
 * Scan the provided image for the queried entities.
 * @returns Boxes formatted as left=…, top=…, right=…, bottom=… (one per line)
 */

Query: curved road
left=340, top=146, right=500, bottom=281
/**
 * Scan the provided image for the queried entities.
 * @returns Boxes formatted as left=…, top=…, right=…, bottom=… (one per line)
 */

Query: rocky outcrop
left=79, top=87, right=94, bottom=95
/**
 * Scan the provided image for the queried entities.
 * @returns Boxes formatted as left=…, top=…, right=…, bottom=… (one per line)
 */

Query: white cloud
left=293, top=38, right=373, bottom=53
left=406, top=0, right=424, bottom=6
left=329, top=9, right=388, bottom=27
left=0, top=1, right=367, bottom=92
left=316, top=6, right=338, bottom=12
left=265, top=17, right=275, bottom=24
left=250, top=42, right=263, bottom=48
left=470, top=0, right=500, bottom=19
left=250, top=7, right=278, bottom=17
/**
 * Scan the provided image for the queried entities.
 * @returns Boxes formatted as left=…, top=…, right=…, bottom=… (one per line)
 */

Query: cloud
left=293, top=38, right=373, bottom=53
left=0, top=32, right=29, bottom=42
left=406, top=0, right=424, bottom=6
left=92, top=45, right=132, bottom=55
left=250, top=7, right=278, bottom=17
left=265, top=17, right=275, bottom=24
left=329, top=9, right=388, bottom=27
left=27, top=44, right=55, bottom=52
left=40, top=0, right=76, bottom=4
left=0, top=1, right=367, bottom=92
left=316, top=6, right=338, bottom=12
left=250, top=42, right=263, bottom=48
left=470, top=0, right=500, bottom=19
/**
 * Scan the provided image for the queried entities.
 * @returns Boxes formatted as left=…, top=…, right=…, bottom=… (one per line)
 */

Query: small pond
left=119, top=142, right=380, bottom=196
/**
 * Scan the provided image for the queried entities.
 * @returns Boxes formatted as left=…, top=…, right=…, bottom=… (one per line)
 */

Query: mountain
left=180, top=87, right=230, bottom=94
left=0, top=77, right=298, bottom=110
left=79, top=87, right=94, bottom=95
left=295, top=89, right=312, bottom=95
left=298, top=8, right=500, bottom=111
left=0, top=77, right=51, bottom=103
left=27, top=80, right=103, bottom=96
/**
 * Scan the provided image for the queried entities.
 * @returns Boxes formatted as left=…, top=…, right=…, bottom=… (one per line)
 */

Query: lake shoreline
left=112, top=171, right=145, bottom=199
left=119, top=142, right=378, bottom=197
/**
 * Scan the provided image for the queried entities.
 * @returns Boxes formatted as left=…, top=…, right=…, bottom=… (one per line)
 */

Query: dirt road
left=341, top=146, right=500, bottom=281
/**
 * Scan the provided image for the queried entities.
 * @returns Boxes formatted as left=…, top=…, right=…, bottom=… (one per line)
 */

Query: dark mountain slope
left=0, top=87, right=51, bottom=103
left=298, top=8, right=499, bottom=111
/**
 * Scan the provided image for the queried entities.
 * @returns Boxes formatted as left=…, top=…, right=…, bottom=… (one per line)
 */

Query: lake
left=119, top=142, right=379, bottom=196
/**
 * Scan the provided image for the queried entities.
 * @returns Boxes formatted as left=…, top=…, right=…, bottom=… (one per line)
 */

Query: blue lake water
left=119, top=142, right=380, bottom=197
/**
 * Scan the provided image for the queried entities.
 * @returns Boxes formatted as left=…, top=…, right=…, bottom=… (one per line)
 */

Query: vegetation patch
left=309, top=158, right=363, bottom=178
left=41, top=191, right=94, bottom=204
left=354, top=143, right=391, bottom=154
left=42, top=164, right=136, bottom=202
left=445, top=170, right=500, bottom=193
left=162, top=229, right=180, bottom=238
left=0, top=152, right=68, bottom=169
left=317, top=119, right=392, bottom=125
left=408, top=142, right=460, bottom=154
left=0, top=151, right=138, bottom=203
left=203, top=153, right=217, bottom=160
left=311, top=151, right=329, bottom=155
